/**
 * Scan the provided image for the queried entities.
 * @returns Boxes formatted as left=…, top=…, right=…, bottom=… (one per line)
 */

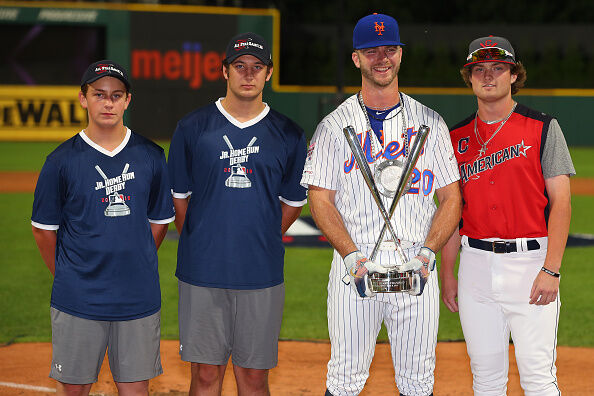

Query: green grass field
left=1, top=143, right=593, bottom=347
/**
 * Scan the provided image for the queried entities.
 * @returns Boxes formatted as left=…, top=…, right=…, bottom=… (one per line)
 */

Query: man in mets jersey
left=31, top=60, right=175, bottom=396
left=168, top=32, right=307, bottom=395
left=301, top=13, right=462, bottom=396
left=441, top=36, right=574, bottom=395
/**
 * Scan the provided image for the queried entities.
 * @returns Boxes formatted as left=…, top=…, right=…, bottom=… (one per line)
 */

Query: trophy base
left=369, top=269, right=414, bottom=293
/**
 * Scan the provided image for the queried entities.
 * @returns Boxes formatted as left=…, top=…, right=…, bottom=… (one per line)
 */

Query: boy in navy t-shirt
left=168, top=33, right=307, bottom=394
left=31, top=60, right=174, bottom=396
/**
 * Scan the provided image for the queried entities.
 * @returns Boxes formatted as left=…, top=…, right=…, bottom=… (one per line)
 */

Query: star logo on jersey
left=519, top=140, right=532, bottom=158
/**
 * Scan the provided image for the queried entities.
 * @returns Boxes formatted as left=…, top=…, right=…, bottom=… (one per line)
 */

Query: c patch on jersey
left=458, top=137, right=470, bottom=154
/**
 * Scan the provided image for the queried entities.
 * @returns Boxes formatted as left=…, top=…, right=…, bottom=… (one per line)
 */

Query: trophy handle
left=343, top=126, right=407, bottom=265
left=369, top=125, right=431, bottom=262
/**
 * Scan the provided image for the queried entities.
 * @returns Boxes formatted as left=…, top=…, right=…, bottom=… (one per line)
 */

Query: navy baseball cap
left=224, top=32, right=272, bottom=65
left=81, top=60, right=130, bottom=89
left=353, top=13, right=404, bottom=50
left=464, top=36, right=516, bottom=67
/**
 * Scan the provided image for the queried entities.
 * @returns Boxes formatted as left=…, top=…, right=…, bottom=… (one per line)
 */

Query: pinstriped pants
left=326, top=249, right=438, bottom=396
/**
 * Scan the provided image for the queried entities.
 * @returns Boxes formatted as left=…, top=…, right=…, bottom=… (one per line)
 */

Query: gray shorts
left=178, top=281, right=284, bottom=369
left=49, top=307, right=162, bottom=384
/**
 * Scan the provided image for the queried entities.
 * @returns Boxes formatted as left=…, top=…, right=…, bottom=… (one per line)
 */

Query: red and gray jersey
left=450, top=103, right=575, bottom=239
left=301, top=93, right=459, bottom=264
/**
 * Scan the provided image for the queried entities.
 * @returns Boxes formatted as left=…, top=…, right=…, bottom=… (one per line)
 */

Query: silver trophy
left=343, top=125, right=430, bottom=292
left=374, top=159, right=407, bottom=198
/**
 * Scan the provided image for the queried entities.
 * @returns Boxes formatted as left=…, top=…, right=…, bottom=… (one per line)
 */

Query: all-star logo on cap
left=94, top=64, right=125, bottom=77
left=234, top=38, right=264, bottom=52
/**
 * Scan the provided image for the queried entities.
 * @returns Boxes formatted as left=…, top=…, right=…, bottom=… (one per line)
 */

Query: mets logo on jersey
left=458, top=139, right=532, bottom=183
left=343, top=128, right=417, bottom=173
left=344, top=128, right=436, bottom=196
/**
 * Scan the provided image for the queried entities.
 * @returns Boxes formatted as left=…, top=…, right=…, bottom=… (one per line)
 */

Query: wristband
left=418, top=247, right=436, bottom=271
left=541, top=267, right=560, bottom=278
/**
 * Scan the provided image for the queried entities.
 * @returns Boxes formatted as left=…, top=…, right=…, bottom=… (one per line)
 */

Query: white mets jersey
left=301, top=93, right=459, bottom=264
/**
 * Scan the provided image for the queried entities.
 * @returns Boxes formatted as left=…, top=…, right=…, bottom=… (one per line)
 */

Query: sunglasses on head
left=466, top=47, right=515, bottom=65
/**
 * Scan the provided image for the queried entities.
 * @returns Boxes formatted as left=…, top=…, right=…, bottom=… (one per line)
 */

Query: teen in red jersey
left=442, top=36, right=574, bottom=395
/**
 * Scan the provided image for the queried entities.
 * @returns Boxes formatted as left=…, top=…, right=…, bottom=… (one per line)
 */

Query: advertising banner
left=0, top=86, right=86, bottom=140
left=128, top=11, right=235, bottom=137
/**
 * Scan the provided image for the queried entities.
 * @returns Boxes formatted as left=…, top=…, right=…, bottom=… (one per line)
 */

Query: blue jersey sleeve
left=280, top=128, right=307, bottom=205
left=148, top=150, right=176, bottom=223
left=32, top=158, right=62, bottom=229
left=168, top=121, right=192, bottom=198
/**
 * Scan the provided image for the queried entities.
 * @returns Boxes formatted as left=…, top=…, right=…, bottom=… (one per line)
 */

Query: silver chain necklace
left=357, top=91, right=408, bottom=159
left=474, top=102, right=517, bottom=156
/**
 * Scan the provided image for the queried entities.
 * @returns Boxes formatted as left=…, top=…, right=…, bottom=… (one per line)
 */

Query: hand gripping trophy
left=343, top=125, right=430, bottom=293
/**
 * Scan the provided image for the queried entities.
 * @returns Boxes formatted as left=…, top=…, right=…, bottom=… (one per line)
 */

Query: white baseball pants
left=458, top=236, right=560, bottom=396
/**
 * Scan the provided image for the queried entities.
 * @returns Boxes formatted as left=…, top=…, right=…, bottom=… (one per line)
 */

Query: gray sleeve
left=541, top=118, right=576, bottom=179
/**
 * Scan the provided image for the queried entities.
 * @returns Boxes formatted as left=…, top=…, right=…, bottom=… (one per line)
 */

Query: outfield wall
left=0, top=2, right=592, bottom=145
left=269, top=90, right=594, bottom=146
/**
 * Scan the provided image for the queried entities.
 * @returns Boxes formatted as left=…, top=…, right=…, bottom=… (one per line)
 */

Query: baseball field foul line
left=0, top=381, right=56, bottom=393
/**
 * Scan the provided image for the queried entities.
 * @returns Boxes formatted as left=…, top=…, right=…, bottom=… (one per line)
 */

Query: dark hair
left=460, top=62, right=527, bottom=95
left=81, top=83, right=130, bottom=97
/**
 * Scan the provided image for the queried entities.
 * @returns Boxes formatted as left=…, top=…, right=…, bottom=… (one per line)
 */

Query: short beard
left=360, top=63, right=399, bottom=87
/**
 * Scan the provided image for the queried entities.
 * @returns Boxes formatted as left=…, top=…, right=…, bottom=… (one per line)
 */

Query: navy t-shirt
left=31, top=129, right=175, bottom=320
left=168, top=100, right=307, bottom=289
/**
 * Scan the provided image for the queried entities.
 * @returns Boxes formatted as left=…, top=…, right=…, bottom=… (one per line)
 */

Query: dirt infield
left=0, top=172, right=38, bottom=193
left=1, top=172, right=593, bottom=195
left=0, top=340, right=593, bottom=395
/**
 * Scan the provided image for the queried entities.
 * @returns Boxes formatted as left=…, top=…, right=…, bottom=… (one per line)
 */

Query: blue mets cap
left=353, top=13, right=404, bottom=50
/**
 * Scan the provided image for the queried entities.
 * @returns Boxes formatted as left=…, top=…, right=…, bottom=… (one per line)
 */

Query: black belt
left=468, top=237, right=541, bottom=253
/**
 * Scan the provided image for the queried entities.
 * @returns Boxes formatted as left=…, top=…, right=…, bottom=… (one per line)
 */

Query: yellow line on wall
left=0, top=1, right=274, bottom=15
